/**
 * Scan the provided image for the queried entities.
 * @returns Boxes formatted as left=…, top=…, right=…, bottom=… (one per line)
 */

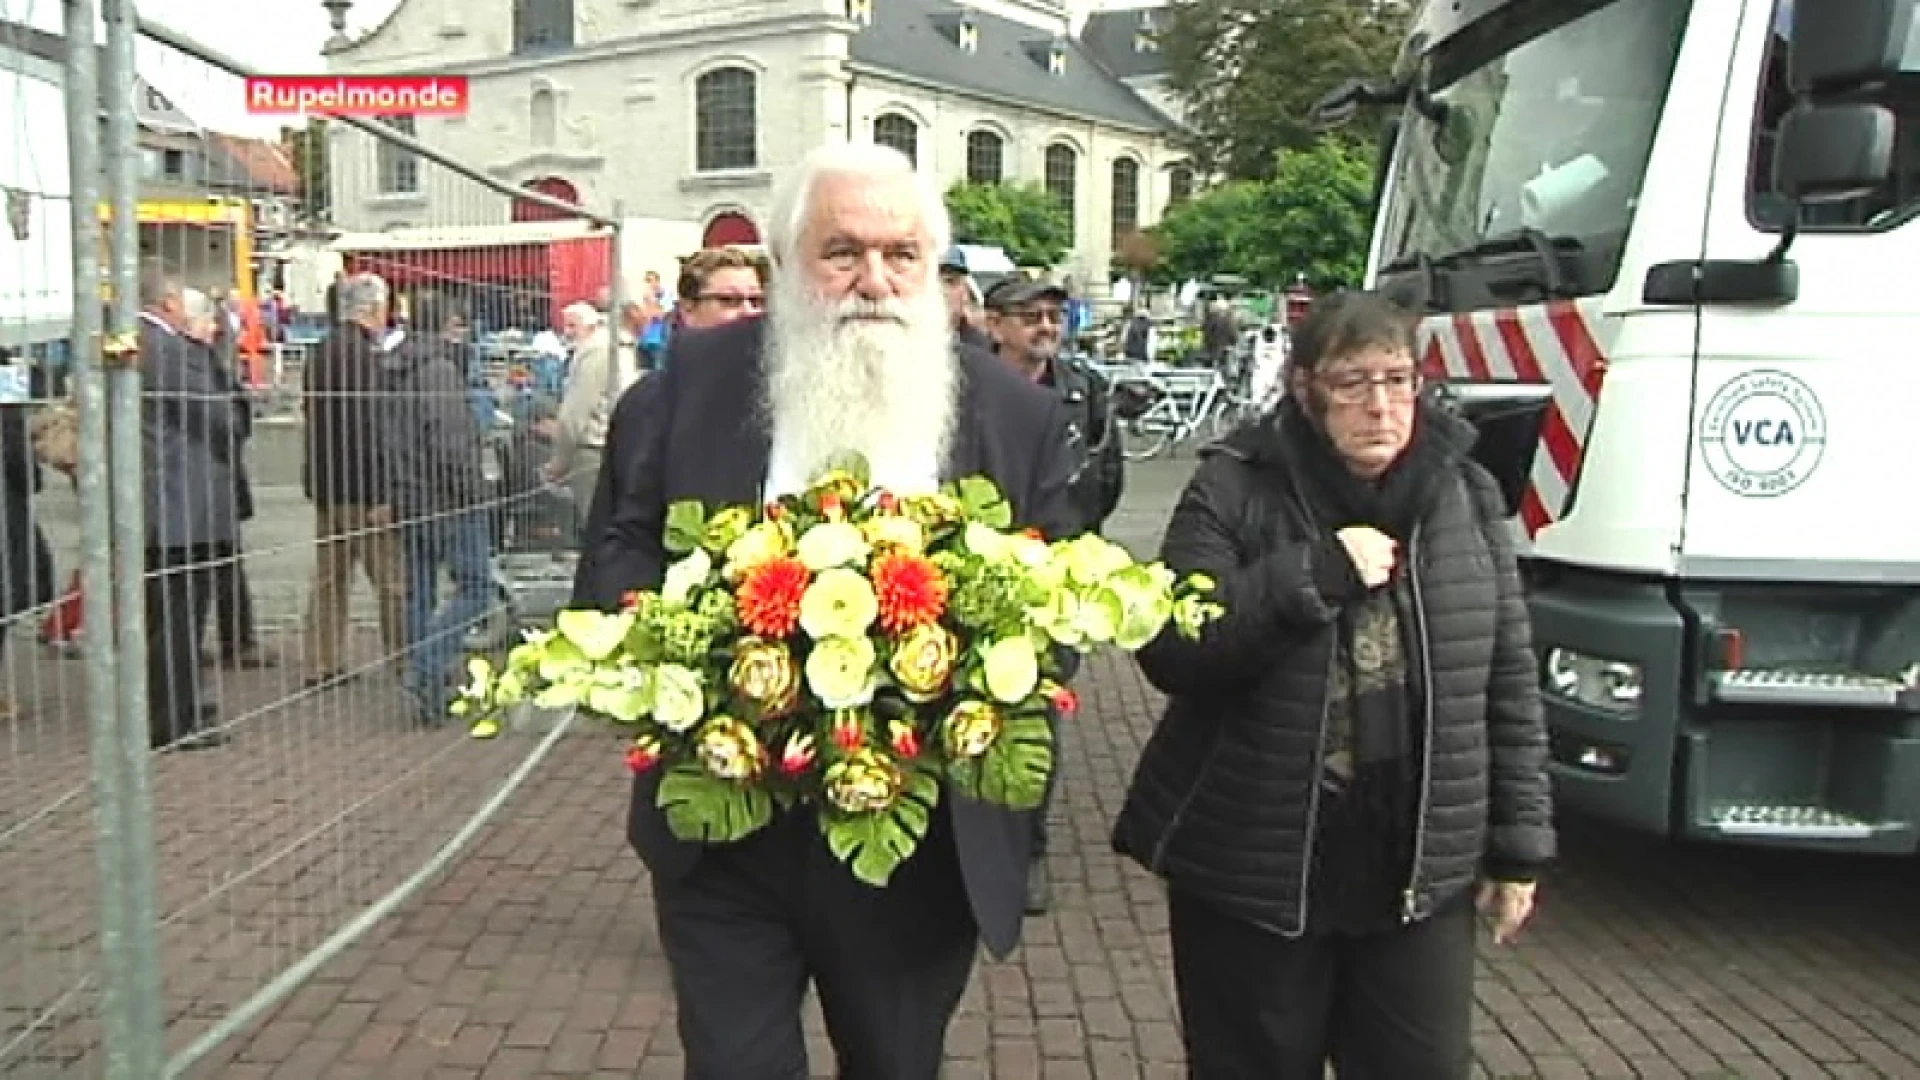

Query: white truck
left=1318, top=0, right=1920, bottom=851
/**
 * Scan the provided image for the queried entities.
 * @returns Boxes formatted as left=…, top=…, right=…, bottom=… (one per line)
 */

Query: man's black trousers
left=651, top=802, right=978, bottom=1079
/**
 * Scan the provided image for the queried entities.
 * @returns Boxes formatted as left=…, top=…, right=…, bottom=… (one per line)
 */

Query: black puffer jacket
left=1111, top=404, right=1554, bottom=935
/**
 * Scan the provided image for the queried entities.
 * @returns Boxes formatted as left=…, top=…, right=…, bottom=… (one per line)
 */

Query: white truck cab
left=1328, top=0, right=1920, bottom=851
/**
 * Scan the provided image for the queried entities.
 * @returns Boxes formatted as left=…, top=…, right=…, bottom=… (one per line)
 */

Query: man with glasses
left=983, top=273, right=1124, bottom=915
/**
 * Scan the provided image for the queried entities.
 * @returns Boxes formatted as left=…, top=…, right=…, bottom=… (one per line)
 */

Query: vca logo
left=1698, top=368, right=1827, bottom=498
left=4, top=187, right=27, bottom=242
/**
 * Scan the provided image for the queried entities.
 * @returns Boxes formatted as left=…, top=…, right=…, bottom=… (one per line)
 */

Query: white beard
left=762, top=272, right=959, bottom=497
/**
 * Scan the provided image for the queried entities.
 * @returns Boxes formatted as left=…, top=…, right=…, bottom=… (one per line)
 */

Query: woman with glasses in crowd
left=1113, top=290, right=1555, bottom=1078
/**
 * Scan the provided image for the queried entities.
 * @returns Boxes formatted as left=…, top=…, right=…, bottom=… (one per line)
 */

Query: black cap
left=983, top=274, right=1067, bottom=310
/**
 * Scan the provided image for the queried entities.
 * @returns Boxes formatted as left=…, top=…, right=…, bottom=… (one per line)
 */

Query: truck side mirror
left=1788, top=0, right=1916, bottom=93
left=1773, top=102, right=1898, bottom=203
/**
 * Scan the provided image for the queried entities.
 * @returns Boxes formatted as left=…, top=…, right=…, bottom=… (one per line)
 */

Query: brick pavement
left=174, top=647, right=1920, bottom=1079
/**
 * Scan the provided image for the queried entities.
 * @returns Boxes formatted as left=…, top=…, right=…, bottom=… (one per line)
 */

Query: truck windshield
left=1376, top=0, right=1691, bottom=303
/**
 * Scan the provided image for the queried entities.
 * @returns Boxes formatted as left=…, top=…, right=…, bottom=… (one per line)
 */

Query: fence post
left=103, top=0, right=167, bottom=1069
left=63, top=0, right=166, bottom=1074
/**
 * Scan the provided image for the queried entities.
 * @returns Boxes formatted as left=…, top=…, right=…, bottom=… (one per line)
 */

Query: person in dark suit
left=576, top=142, right=1078, bottom=1079
left=0, top=348, right=54, bottom=721
left=139, top=263, right=239, bottom=751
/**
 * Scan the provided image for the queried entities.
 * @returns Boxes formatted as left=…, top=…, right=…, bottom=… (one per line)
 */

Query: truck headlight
left=1543, top=648, right=1642, bottom=714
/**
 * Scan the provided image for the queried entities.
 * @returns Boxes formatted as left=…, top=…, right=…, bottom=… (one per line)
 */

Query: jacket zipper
left=1291, top=640, right=1338, bottom=936
left=1402, top=520, right=1437, bottom=924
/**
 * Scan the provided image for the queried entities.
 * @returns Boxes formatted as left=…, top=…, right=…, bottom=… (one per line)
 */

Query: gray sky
left=5, top=0, right=403, bottom=136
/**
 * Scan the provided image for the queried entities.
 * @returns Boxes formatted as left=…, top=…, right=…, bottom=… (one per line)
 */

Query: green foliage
left=657, top=763, right=774, bottom=843
left=822, top=764, right=940, bottom=887
left=1151, top=140, right=1375, bottom=291
left=977, top=712, right=1053, bottom=809
left=948, top=476, right=1012, bottom=530
left=664, top=501, right=706, bottom=555
left=283, top=120, right=331, bottom=223
left=1159, top=0, right=1409, bottom=182
left=944, top=182, right=1074, bottom=267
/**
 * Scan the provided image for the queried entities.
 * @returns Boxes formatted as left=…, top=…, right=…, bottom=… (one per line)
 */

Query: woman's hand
left=1476, top=880, right=1537, bottom=944
left=1336, top=526, right=1398, bottom=588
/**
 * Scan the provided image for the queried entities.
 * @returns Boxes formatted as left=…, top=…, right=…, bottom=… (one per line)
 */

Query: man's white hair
left=180, top=288, right=214, bottom=322
left=765, top=142, right=953, bottom=270
left=561, top=301, right=602, bottom=327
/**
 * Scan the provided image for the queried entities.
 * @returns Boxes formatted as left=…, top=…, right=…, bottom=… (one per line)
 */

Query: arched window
left=530, top=88, right=556, bottom=147
left=1110, top=157, right=1140, bottom=245
left=1169, top=165, right=1194, bottom=206
left=695, top=67, right=758, bottom=172
left=513, top=0, right=574, bottom=54
left=1044, top=142, right=1077, bottom=226
left=965, top=130, right=1003, bottom=185
left=873, top=113, right=918, bottom=167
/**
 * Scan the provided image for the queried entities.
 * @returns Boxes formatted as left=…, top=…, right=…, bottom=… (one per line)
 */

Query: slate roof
left=848, top=0, right=1175, bottom=132
left=1079, top=7, right=1172, bottom=80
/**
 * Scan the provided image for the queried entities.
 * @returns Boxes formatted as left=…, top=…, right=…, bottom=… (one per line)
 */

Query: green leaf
left=951, top=475, right=1013, bottom=530
left=656, top=763, right=774, bottom=844
left=585, top=683, right=652, bottom=723
left=821, top=765, right=941, bottom=887
left=978, top=713, right=1054, bottom=810
left=556, top=609, right=633, bottom=661
left=664, top=501, right=708, bottom=555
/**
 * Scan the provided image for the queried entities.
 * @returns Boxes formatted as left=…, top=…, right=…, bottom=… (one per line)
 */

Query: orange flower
left=871, top=551, right=948, bottom=634
left=736, top=556, right=809, bottom=638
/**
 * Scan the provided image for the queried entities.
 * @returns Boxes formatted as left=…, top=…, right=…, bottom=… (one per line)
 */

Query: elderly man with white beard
left=573, top=142, right=1079, bottom=1078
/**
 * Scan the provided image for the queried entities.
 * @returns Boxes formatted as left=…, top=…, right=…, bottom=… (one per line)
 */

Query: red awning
left=344, top=244, right=548, bottom=288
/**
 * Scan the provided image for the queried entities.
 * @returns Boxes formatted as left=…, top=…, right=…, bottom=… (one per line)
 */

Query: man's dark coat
left=576, top=316, right=1079, bottom=958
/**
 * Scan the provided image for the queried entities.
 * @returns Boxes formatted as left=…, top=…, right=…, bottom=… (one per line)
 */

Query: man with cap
left=983, top=271, right=1124, bottom=914
left=939, top=247, right=994, bottom=352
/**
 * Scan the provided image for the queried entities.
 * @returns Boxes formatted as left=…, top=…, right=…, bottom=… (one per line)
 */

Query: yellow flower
left=799, top=568, right=880, bottom=640
left=823, top=748, right=905, bottom=814
left=695, top=716, right=763, bottom=782
left=942, top=699, right=1002, bottom=759
left=728, top=637, right=801, bottom=717
left=723, top=520, right=794, bottom=581
left=651, top=663, right=706, bottom=733
left=900, top=492, right=965, bottom=531
left=702, top=506, right=757, bottom=553
left=889, top=623, right=957, bottom=702
left=796, top=521, right=872, bottom=572
left=980, top=636, right=1040, bottom=704
left=862, top=513, right=926, bottom=554
left=805, top=635, right=879, bottom=710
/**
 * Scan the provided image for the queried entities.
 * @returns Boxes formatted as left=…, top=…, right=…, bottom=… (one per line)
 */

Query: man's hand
left=1335, top=526, right=1398, bottom=588
left=1476, top=880, right=1537, bottom=945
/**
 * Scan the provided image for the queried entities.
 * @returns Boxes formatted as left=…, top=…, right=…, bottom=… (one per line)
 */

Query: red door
left=702, top=212, right=759, bottom=247
left=513, top=176, right=580, bottom=223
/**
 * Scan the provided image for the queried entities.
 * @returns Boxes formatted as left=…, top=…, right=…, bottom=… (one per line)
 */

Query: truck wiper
left=1437, top=228, right=1583, bottom=297
left=1377, top=251, right=1447, bottom=313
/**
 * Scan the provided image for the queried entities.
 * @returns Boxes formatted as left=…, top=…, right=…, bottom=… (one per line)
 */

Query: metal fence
left=1, top=2, right=628, bottom=1074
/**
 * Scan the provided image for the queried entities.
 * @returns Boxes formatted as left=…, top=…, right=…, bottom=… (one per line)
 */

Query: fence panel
left=0, top=7, right=625, bottom=1073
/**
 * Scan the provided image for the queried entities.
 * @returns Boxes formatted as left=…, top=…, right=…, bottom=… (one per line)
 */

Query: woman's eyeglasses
left=1320, top=369, right=1421, bottom=405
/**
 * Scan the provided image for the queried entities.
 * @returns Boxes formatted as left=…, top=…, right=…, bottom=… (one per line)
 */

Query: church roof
left=849, top=0, right=1175, bottom=132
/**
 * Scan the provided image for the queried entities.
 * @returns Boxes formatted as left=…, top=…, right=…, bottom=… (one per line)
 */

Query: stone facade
left=322, top=0, right=1183, bottom=280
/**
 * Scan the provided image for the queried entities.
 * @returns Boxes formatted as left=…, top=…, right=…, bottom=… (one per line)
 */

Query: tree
left=1151, top=139, right=1373, bottom=290
left=1159, top=0, right=1409, bottom=181
left=1112, top=229, right=1164, bottom=285
left=944, top=182, right=1074, bottom=267
left=283, top=120, right=331, bottom=224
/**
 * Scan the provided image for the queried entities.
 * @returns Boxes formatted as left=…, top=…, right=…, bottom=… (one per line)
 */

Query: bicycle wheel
left=1122, top=415, right=1172, bottom=461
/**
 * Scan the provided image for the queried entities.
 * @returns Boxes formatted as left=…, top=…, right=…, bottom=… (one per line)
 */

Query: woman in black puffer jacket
left=1112, top=291, right=1554, bottom=1079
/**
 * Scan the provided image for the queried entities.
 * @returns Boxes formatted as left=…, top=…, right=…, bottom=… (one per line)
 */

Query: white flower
left=651, top=663, right=706, bottom=733
left=661, top=548, right=713, bottom=608
left=796, top=521, right=871, bottom=571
